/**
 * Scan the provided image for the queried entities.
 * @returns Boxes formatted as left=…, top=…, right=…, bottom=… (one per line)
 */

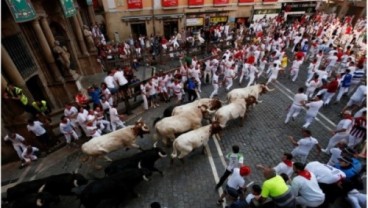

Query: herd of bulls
left=3, top=84, right=273, bottom=208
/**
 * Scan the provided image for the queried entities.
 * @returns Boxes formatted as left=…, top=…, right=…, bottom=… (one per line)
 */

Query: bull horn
left=265, top=85, right=275, bottom=91
left=153, top=141, right=158, bottom=148
left=219, top=100, right=227, bottom=104
left=73, top=179, right=79, bottom=187
left=143, top=175, right=150, bottom=181
left=137, top=117, right=142, bottom=122
left=138, top=161, right=142, bottom=169
left=158, top=151, right=167, bottom=158
left=36, top=199, right=43, bottom=207
left=38, top=184, right=45, bottom=193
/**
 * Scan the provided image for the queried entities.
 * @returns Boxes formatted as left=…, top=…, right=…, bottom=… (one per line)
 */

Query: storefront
left=281, top=1, right=317, bottom=23
left=185, top=17, right=205, bottom=31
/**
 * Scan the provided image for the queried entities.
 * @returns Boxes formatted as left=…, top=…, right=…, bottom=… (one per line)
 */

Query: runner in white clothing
left=210, top=71, right=220, bottom=98
left=290, top=59, right=303, bottom=82
left=4, top=132, right=27, bottom=161
left=302, top=95, right=324, bottom=128
left=266, top=63, right=280, bottom=85
left=246, top=64, right=259, bottom=87
left=288, top=129, right=322, bottom=163
left=109, top=104, right=126, bottom=131
left=285, top=87, right=308, bottom=124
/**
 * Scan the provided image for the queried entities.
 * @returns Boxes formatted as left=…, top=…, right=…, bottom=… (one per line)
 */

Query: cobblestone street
left=1, top=56, right=360, bottom=208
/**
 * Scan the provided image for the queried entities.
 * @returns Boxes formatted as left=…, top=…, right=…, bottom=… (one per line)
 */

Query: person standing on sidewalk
left=4, top=131, right=27, bottom=162
left=284, top=87, right=308, bottom=124
left=215, top=145, right=244, bottom=190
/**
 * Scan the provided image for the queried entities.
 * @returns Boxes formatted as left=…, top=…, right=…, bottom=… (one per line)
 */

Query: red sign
left=239, top=0, right=254, bottom=3
left=162, top=0, right=178, bottom=7
left=188, top=0, right=204, bottom=6
left=127, top=0, right=142, bottom=9
left=213, top=0, right=229, bottom=5
left=263, top=0, right=277, bottom=2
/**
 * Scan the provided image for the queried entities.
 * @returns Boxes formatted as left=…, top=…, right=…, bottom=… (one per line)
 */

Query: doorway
left=163, top=21, right=178, bottom=39
left=26, top=75, right=49, bottom=106
left=131, top=23, right=147, bottom=39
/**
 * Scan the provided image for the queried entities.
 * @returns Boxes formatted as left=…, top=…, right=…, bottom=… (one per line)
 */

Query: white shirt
left=226, top=153, right=244, bottom=171
left=248, top=65, right=259, bottom=76
left=227, top=168, right=245, bottom=189
left=102, top=88, right=113, bottom=106
left=292, top=93, right=308, bottom=106
left=113, top=71, right=128, bottom=86
left=4, top=134, right=25, bottom=146
left=305, top=161, right=346, bottom=184
left=291, top=60, right=303, bottom=69
left=327, top=55, right=338, bottom=66
left=291, top=172, right=325, bottom=202
left=351, top=85, right=367, bottom=101
left=294, top=137, right=319, bottom=155
left=306, top=100, right=323, bottom=116
left=109, top=107, right=120, bottom=122
left=59, top=119, right=74, bottom=134
left=64, top=106, right=78, bottom=119
left=27, top=121, right=46, bottom=136
left=315, top=69, right=328, bottom=81
left=104, top=75, right=116, bottom=89
left=77, top=109, right=88, bottom=126
left=274, top=162, right=294, bottom=178
left=335, top=119, right=353, bottom=135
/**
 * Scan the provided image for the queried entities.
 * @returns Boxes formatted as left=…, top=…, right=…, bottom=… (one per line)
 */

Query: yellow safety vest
left=7, top=87, right=28, bottom=106
left=32, top=100, right=48, bottom=113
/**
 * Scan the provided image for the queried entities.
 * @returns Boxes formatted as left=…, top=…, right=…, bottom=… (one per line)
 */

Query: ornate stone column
left=39, top=16, right=55, bottom=48
left=1, top=45, right=26, bottom=87
left=31, top=19, right=64, bottom=82
left=87, top=5, right=96, bottom=24
left=71, top=15, right=89, bottom=55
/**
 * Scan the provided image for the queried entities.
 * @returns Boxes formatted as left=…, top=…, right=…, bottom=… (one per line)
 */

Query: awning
left=121, top=16, right=152, bottom=22
left=155, top=14, right=184, bottom=20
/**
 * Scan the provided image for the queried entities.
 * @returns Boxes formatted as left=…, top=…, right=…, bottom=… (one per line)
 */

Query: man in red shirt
left=323, top=75, right=339, bottom=106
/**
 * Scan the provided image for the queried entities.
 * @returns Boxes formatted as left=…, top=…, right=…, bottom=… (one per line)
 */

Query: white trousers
left=323, top=92, right=336, bottom=105
left=246, top=75, right=256, bottom=87
left=285, top=104, right=303, bottom=123
left=226, top=78, right=233, bottom=90
left=210, top=84, right=219, bottom=98
left=303, top=112, right=318, bottom=128
left=347, top=190, right=366, bottom=208
left=142, top=94, right=148, bottom=110
left=63, top=130, right=79, bottom=144
left=335, top=86, right=349, bottom=102
left=97, top=119, right=111, bottom=131
left=13, top=144, right=27, bottom=160
left=296, top=196, right=324, bottom=208
left=111, top=120, right=126, bottom=131
left=325, top=133, right=349, bottom=151
left=291, top=68, right=300, bottom=82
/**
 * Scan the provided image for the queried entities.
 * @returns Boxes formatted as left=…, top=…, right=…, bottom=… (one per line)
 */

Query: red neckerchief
left=345, top=115, right=353, bottom=121
left=298, top=170, right=311, bottom=180
left=283, top=160, right=293, bottom=167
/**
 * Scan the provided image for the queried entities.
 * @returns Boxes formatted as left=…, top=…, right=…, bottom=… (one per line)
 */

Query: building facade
left=1, top=0, right=100, bottom=163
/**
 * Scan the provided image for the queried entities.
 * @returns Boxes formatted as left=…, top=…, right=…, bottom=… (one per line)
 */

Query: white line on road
left=213, top=134, right=227, bottom=168
left=205, top=144, right=226, bottom=208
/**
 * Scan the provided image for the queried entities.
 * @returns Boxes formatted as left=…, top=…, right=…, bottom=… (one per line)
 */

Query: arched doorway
left=26, top=75, right=50, bottom=107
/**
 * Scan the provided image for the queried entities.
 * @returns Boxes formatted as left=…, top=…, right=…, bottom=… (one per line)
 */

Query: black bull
left=104, top=147, right=167, bottom=176
left=6, top=173, right=88, bottom=202
left=79, top=168, right=152, bottom=208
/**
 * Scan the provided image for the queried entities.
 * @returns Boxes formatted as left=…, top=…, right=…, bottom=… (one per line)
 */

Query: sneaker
left=216, top=200, right=224, bottom=205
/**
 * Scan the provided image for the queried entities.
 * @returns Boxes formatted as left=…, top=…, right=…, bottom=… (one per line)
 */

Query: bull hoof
left=80, top=156, right=89, bottom=162
left=94, top=165, right=103, bottom=170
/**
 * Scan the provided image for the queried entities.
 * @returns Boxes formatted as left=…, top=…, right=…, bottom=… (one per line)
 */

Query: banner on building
left=60, top=0, right=77, bottom=17
left=213, top=0, right=229, bottom=6
left=186, top=18, right=204, bottom=26
left=262, top=0, right=278, bottom=3
left=210, top=16, right=228, bottom=23
left=127, top=0, right=142, bottom=9
left=281, top=1, right=317, bottom=13
left=5, top=0, right=37, bottom=23
left=239, top=0, right=254, bottom=4
left=162, top=0, right=178, bottom=7
left=188, top=0, right=204, bottom=7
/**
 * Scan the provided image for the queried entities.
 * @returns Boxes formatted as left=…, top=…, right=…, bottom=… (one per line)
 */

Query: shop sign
left=213, top=0, right=229, bottom=6
left=60, top=0, right=77, bottom=18
left=188, top=0, right=204, bottom=6
left=210, top=16, right=228, bottom=23
left=162, top=0, right=178, bottom=7
left=239, top=0, right=254, bottom=4
left=4, top=0, right=37, bottom=23
left=127, top=0, right=142, bottom=9
left=263, top=0, right=278, bottom=3
left=253, top=9, right=281, bottom=15
left=281, top=1, right=317, bottom=13
left=186, top=18, right=204, bottom=26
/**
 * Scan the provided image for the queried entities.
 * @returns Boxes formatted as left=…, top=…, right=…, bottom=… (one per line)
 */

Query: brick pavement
left=2, top=51, right=363, bottom=208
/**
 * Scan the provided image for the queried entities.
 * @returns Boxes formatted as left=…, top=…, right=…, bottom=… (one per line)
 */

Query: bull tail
left=171, top=140, right=179, bottom=158
left=153, top=117, right=162, bottom=126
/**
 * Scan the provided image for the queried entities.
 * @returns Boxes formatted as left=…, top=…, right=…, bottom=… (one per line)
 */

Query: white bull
left=227, top=84, right=274, bottom=103
left=154, top=105, right=210, bottom=146
left=172, top=98, right=222, bottom=116
left=214, top=96, right=257, bottom=128
left=171, top=121, right=222, bottom=162
left=81, top=118, right=150, bottom=168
